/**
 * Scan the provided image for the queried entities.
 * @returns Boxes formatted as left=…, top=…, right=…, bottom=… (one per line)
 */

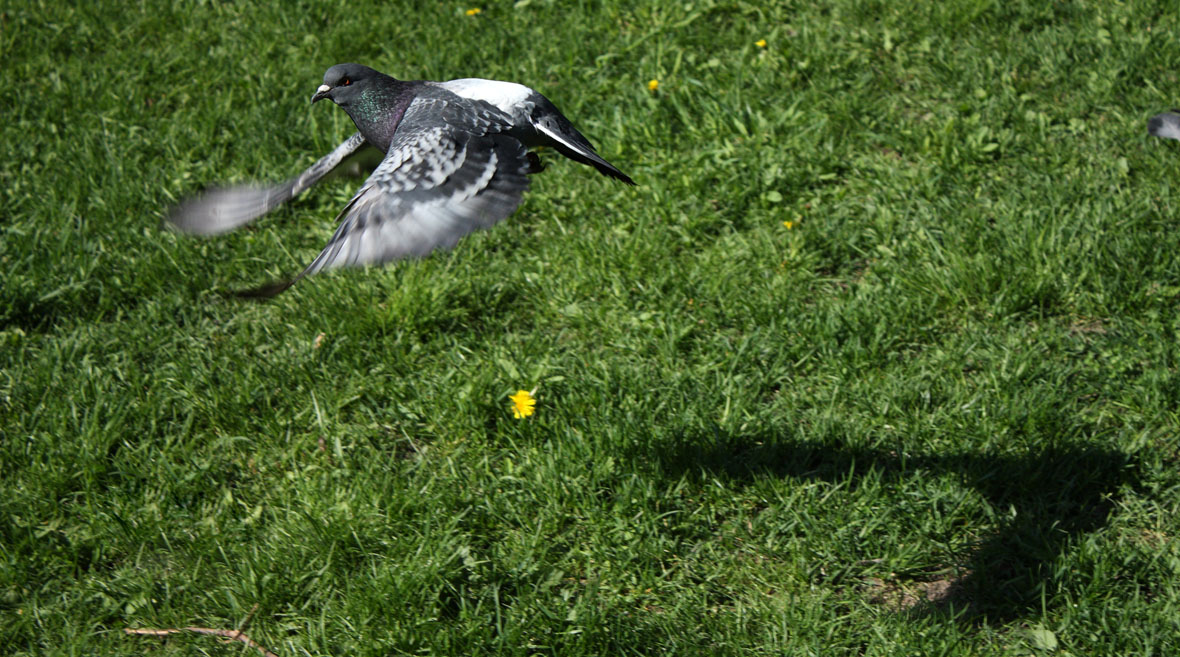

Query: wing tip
left=233, top=278, right=298, bottom=300
left=164, top=185, right=279, bottom=236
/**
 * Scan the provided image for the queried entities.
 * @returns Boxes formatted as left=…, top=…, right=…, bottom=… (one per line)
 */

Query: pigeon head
left=311, top=63, right=386, bottom=106
left=310, top=64, right=421, bottom=152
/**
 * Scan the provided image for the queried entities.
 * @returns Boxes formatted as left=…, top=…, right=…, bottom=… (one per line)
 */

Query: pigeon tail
left=529, top=97, right=636, bottom=185
left=544, top=136, right=636, bottom=185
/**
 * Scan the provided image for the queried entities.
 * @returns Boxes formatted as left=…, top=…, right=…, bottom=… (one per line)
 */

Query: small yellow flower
left=647, top=79, right=659, bottom=92
left=509, top=389, right=536, bottom=419
left=756, top=39, right=767, bottom=48
left=465, top=7, right=481, bottom=16
left=783, top=220, right=794, bottom=229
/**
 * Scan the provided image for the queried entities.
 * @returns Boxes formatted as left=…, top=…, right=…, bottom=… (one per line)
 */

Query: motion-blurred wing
left=168, top=132, right=371, bottom=235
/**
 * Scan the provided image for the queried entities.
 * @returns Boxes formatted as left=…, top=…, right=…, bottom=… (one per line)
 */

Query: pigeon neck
left=345, top=79, right=422, bottom=152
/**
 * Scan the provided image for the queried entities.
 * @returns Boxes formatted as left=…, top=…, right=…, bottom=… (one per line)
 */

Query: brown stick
left=231, top=603, right=261, bottom=641
left=124, top=605, right=278, bottom=657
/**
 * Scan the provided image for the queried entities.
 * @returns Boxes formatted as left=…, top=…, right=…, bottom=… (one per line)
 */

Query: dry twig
left=124, top=604, right=278, bottom=657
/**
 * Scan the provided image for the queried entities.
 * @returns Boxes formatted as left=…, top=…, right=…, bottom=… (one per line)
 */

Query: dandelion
left=465, top=7, right=481, bottom=16
left=509, top=389, right=536, bottom=419
left=782, top=220, right=794, bottom=229
left=755, top=39, right=767, bottom=48
left=647, top=79, right=659, bottom=92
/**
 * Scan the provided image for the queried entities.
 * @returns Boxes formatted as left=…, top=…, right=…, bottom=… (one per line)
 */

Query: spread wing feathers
left=280, top=97, right=532, bottom=290
left=168, top=132, right=370, bottom=235
left=1148, top=111, right=1180, bottom=141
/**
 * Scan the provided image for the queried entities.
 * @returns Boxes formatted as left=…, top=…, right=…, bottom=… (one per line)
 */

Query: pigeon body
left=170, top=63, right=633, bottom=295
left=1148, top=110, right=1180, bottom=141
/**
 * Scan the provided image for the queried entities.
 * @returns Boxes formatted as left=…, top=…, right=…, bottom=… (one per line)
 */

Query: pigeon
left=169, top=63, right=634, bottom=296
left=1149, top=111, right=1180, bottom=141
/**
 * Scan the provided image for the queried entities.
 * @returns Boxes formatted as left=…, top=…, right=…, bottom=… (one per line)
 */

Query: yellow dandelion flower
left=509, top=389, right=536, bottom=419
left=756, top=39, right=767, bottom=48
left=647, top=79, right=659, bottom=92
left=783, top=220, right=794, bottom=229
left=465, top=7, right=481, bottom=16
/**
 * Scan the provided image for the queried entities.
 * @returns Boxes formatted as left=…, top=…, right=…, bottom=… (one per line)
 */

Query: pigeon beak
left=311, top=84, right=332, bottom=103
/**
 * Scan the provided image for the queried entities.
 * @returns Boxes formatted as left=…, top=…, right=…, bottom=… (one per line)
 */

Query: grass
left=4, top=0, right=1180, bottom=654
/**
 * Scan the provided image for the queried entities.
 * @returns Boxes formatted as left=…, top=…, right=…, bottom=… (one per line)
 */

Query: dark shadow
left=0, top=287, right=136, bottom=334
left=0, top=290, right=77, bottom=333
left=0, top=276, right=187, bottom=335
left=632, top=430, right=1139, bottom=624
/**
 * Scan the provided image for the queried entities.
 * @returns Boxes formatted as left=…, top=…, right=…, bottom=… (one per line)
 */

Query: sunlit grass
left=4, top=1, right=1180, bottom=655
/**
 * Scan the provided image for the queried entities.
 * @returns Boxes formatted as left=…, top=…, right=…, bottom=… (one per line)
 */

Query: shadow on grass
left=635, top=431, right=1139, bottom=624
left=0, top=288, right=107, bottom=334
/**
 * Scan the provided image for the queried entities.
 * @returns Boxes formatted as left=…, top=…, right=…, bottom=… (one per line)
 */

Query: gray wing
left=259, top=96, right=531, bottom=293
left=1148, top=111, right=1180, bottom=141
left=168, top=132, right=372, bottom=235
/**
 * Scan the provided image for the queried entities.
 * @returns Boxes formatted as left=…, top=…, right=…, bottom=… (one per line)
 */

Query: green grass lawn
left=5, top=0, right=1180, bottom=654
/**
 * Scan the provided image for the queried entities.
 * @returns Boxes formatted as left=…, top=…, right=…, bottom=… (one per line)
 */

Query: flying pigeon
left=169, top=63, right=634, bottom=296
left=1148, top=110, right=1180, bottom=141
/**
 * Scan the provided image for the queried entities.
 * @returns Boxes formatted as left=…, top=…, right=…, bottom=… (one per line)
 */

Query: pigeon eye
left=341, top=77, right=352, bottom=86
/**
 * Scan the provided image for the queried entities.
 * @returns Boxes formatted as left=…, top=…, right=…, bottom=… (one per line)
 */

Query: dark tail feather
left=553, top=144, right=636, bottom=185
